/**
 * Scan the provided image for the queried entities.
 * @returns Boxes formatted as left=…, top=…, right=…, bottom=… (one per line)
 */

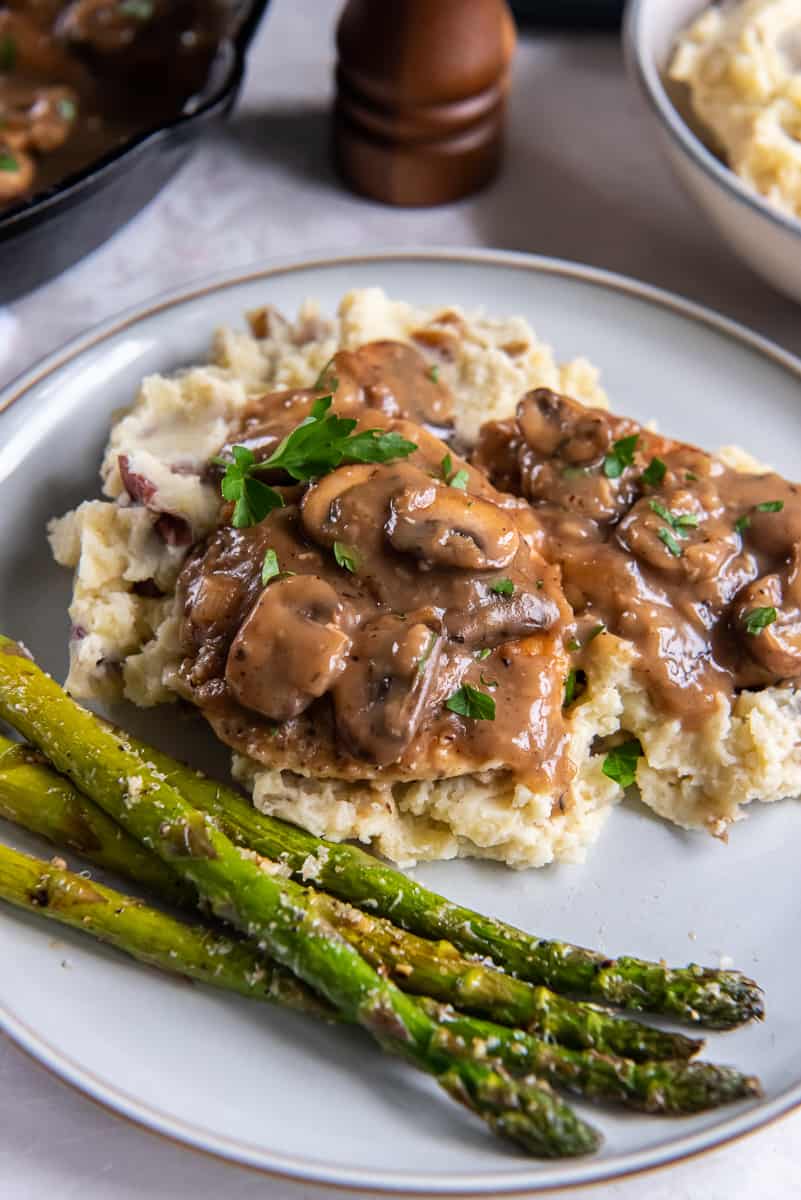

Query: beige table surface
left=2, top=1, right=801, bottom=1196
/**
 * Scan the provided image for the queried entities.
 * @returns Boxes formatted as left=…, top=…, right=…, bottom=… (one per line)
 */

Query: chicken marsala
left=174, top=344, right=573, bottom=792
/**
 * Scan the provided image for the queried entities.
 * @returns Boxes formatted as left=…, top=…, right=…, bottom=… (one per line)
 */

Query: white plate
left=1, top=250, right=801, bottom=1195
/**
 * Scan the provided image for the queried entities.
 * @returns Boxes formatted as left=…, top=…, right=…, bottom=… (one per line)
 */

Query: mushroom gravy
left=474, top=388, right=801, bottom=725
left=169, top=345, right=801, bottom=791
left=0, top=2, right=232, bottom=209
left=172, top=341, right=572, bottom=790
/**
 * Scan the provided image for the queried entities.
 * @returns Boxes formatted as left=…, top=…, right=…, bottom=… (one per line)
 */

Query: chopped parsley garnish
left=0, top=35, right=16, bottom=72
left=58, top=97, right=77, bottom=122
left=602, top=738, right=643, bottom=788
left=417, top=631, right=438, bottom=675
left=567, top=638, right=582, bottom=652
left=562, top=466, right=590, bottom=480
left=649, top=499, right=699, bottom=531
left=603, top=434, right=639, bottom=479
left=641, top=457, right=667, bottom=487
left=685, top=471, right=698, bottom=482
left=0, top=150, right=18, bottom=173
left=333, top=541, right=360, bottom=573
left=120, top=0, right=155, bottom=18
left=215, top=397, right=417, bottom=527
left=428, top=364, right=440, bottom=384
left=736, top=500, right=784, bottom=536
left=440, top=453, right=469, bottom=490
left=475, top=648, right=492, bottom=661
left=586, top=622, right=606, bottom=643
left=744, top=606, right=777, bottom=636
left=563, top=668, right=586, bottom=707
left=446, top=684, right=496, bottom=722
left=261, top=548, right=280, bottom=585
left=479, top=671, right=498, bottom=689
left=650, top=500, right=699, bottom=556
left=489, top=578, right=515, bottom=596
left=658, top=527, right=683, bottom=557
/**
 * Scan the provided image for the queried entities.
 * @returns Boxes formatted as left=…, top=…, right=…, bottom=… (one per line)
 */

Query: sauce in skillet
left=0, top=1, right=231, bottom=209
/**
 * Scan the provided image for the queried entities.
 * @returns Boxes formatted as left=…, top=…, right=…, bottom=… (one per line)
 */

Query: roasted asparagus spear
left=0, top=842, right=760, bottom=1116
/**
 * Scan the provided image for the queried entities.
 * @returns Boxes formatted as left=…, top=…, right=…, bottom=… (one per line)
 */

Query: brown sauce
left=474, top=388, right=801, bottom=724
left=172, top=341, right=573, bottom=793
left=0, top=2, right=231, bottom=210
left=165, top=345, right=801, bottom=794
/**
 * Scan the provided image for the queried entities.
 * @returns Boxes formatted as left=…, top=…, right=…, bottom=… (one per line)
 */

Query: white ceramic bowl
left=624, top=0, right=801, bottom=304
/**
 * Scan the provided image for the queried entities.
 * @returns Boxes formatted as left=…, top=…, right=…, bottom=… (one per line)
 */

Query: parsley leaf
left=428, top=365, right=440, bottom=384
left=685, top=471, right=698, bottom=482
left=562, top=466, right=590, bottom=480
left=735, top=515, right=751, bottom=534
left=217, top=446, right=285, bottom=528
left=265, top=396, right=416, bottom=480
left=0, top=150, right=19, bottom=173
left=475, top=648, right=492, bottom=661
left=563, top=668, right=586, bottom=707
left=586, top=622, right=606, bottom=643
left=744, top=606, right=777, bottom=636
left=649, top=499, right=698, bottom=531
left=567, top=638, right=582, bottom=652
left=261, top=549, right=280, bottom=585
left=446, top=684, right=496, bottom=721
left=0, top=35, right=16, bottom=71
left=215, top=399, right=417, bottom=527
left=603, top=434, right=639, bottom=479
left=602, top=738, right=643, bottom=788
left=333, top=541, right=360, bottom=573
left=658, top=527, right=683, bottom=557
left=440, top=453, right=469, bottom=490
left=489, top=578, right=515, bottom=596
left=756, top=500, right=784, bottom=513
left=642, top=457, right=666, bottom=487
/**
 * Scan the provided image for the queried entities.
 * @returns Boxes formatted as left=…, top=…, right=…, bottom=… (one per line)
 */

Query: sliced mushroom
left=300, top=463, right=379, bottom=547
left=386, top=480, right=519, bottom=571
left=1, top=83, right=78, bottom=154
left=333, top=617, right=442, bottom=764
left=0, top=142, right=35, bottom=201
left=225, top=576, right=352, bottom=721
left=616, top=492, right=737, bottom=582
left=733, top=563, right=801, bottom=679
left=518, top=389, right=613, bottom=464
left=445, top=584, right=562, bottom=648
left=57, top=0, right=164, bottom=53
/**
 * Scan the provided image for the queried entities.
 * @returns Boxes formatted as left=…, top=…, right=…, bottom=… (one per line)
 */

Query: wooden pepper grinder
left=334, top=0, right=517, bottom=207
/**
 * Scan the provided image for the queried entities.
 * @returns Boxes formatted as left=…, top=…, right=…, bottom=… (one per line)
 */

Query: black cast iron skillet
left=0, top=0, right=271, bottom=304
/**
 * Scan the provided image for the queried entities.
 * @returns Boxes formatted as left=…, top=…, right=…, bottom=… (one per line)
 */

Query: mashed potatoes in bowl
left=670, top=0, right=801, bottom=221
left=49, top=289, right=801, bottom=870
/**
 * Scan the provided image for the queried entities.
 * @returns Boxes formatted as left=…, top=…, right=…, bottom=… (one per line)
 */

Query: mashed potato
left=670, top=0, right=801, bottom=220
left=48, top=289, right=801, bottom=868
